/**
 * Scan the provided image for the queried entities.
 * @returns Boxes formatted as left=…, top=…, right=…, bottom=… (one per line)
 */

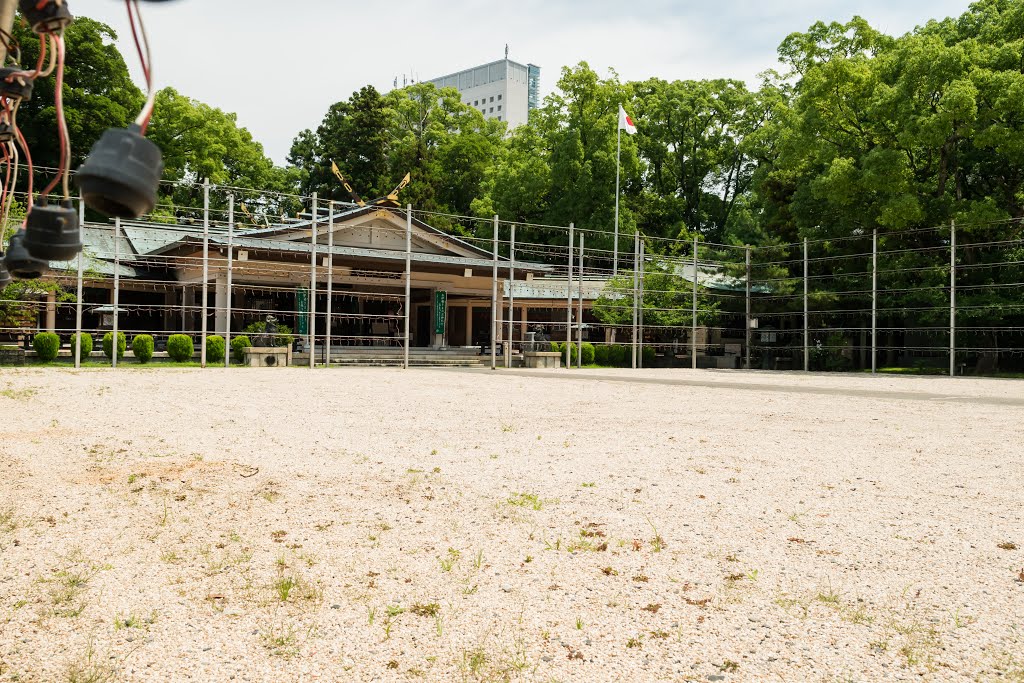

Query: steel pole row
left=745, top=246, right=751, bottom=371
left=507, top=223, right=516, bottom=368
left=74, top=195, right=84, bottom=369
left=566, top=222, right=574, bottom=369
left=631, top=231, right=639, bottom=369
left=112, top=217, right=120, bottom=369
left=490, top=215, right=498, bottom=370
left=404, top=205, right=412, bottom=370
left=225, top=195, right=234, bottom=369
left=577, top=233, right=584, bottom=369
left=871, top=229, right=877, bottom=375
left=638, top=240, right=645, bottom=369
left=950, top=220, right=956, bottom=378
left=200, top=179, right=209, bottom=368
left=803, top=238, right=809, bottom=372
left=691, top=236, right=697, bottom=370
left=326, top=201, right=335, bottom=366
left=309, top=192, right=317, bottom=369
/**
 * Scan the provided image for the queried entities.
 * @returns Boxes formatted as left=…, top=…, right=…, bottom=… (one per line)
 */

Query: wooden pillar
left=465, top=304, right=474, bottom=346
left=45, top=291, right=56, bottom=333
left=214, top=275, right=228, bottom=335
left=519, top=305, right=528, bottom=340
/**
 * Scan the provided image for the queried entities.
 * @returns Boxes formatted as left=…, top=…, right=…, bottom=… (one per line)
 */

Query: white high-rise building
left=427, top=58, right=541, bottom=128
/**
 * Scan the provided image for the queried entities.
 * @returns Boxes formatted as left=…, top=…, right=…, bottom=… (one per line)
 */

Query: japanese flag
left=619, top=105, right=637, bottom=135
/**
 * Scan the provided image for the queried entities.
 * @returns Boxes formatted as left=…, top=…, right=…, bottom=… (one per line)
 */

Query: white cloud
left=81, top=0, right=973, bottom=165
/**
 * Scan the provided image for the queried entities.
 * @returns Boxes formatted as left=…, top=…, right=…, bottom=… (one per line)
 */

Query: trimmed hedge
left=642, top=346, right=656, bottom=367
left=607, top=344, right=627, bottom=367
left=549, top=341, right=560, bottom=353
left=593, top=344, right=609, bottom=366
left=206, top=335, right=226, bottom=363
left=231, top=335, right=251, bottom=364
left=166, top=334, right=194, bottom=362
left=70, top=333, right=92, bottom=362
left=102, top=331, right=127, bottom=360
left=131, top=335, right=154, bottom=363
left=581, top=342, right=595, bottom=366
left=32, top=332, right=60, bottom=362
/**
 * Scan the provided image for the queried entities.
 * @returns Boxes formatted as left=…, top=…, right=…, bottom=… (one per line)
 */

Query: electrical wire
left=126, top=0, right=156, bottom=132
left=39, top=32, right=68, bottom=199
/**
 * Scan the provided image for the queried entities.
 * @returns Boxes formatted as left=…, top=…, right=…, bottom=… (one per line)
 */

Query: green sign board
left=434, top=290, right=447, bottom=335
left=296, top=287, right=309, bottom=336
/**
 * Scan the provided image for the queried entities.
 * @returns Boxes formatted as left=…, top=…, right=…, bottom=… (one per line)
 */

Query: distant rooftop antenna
left=505, top=43, right=509, bottom=59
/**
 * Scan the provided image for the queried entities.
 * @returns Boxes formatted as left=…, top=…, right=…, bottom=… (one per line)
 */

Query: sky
left=84, top=0, right=975, bottom=165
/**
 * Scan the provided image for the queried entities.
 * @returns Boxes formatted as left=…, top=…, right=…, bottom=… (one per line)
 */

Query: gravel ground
left=0, top=367, right=1022, bottom=682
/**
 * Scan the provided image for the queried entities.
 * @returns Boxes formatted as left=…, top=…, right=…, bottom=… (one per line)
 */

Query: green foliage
left=549, top=341, right=560, bottom=353
left=581, top=342, right=596, bottom=365
left=70, top=333, right=93, bottom=362
left=131, top=335, right=154, bottom=364
left=0, top=279, right=74, bottom=331
left=231, top=335, right=252, bottom=363
left=205, top=335, right=226, bottom=363
left=166, top=334, right=194, bottom=362
left=593, top=344, right=609, bottom=366
left=32, top=333, right=60, bottom=362
left=102, top=331, right=127, bottom=360
left=642, top=346, right=656, bottom=366
left=243, top=321, right=293, bottom=347
left=607, top=345, right=628, bottom=367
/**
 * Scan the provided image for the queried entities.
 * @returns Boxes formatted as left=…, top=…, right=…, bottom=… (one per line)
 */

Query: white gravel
left=0, top=367, right=1022, bottom=682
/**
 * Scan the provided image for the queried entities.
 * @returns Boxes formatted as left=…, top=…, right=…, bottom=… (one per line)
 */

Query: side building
left=426, top=58, right=540, bottom=128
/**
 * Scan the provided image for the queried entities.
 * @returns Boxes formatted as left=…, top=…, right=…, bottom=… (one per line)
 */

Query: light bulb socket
left=4, top=230, right=48, bottom=280
left=23, top=198, right=81, bottom=261
left=18, top=0, right=74, bottom=34
left=77, top=124, right=163, bottom=219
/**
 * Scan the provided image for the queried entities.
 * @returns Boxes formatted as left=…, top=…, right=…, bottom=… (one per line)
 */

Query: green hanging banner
left=296, top=287, right=309, bottom=335
left=434, top=290, right=447, bottom=335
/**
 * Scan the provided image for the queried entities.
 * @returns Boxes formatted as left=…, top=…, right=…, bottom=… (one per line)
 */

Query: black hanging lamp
left=23, top=198, right=81, bottom=261
left=4, top=230, right=48, bottom=280
left=77, top=124, right=163, bottom=219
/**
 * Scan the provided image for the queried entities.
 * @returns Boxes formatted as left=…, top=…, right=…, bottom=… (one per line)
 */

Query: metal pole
left=74, top=194, right=84, bottom=369
left=326, top=200, right=334, bottom=366
left=0, top=0, right=16, bottom=66
left=871, top=229, right=877, bottom=375
left=490, top=215, right=498, bottom=370
left=745, top=246, right=751, bottom=371
left=200, top=179, right=209, bottom=369
left=577, top=233, right=584, bottom=369
left=225, top=195, right=233, bottom=369
left=803, top=238, right=809, bottom=372
left=691, top=236, right=697, bottom=370
left=639, top=241, right=646, bottom=368
left=631, top=231, right=639, bottom=369
left=112, top=217, right=120, bottom=369
left=950, top=220, right=956, bottom=377
left=404, top=205, right=412, bottom=370
left=506, top=223, right=516, bottom=368
left=566, top=222, right=574, bottom=369
left=309, top=192, right=317, bottom=369
left=614, top=127, right=621, bottom=276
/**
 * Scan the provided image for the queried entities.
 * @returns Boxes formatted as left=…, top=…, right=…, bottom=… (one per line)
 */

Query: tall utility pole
left=0, top=0, right=16, bottom=66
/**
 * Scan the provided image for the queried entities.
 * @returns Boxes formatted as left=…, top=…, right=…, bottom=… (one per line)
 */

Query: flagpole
left=614, top=124, right=621, bottom=276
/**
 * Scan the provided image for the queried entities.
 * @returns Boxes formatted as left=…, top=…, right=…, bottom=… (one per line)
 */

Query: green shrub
left=593, top=344, right=609, bottom=366
left=32, top=332, right=60, bottom=362
left=102, top=331, right=127, bottom=360
left=642, top=346, right=656, bottom=366
left=131, top=335, right=154, bottom=363
left=70, top=333, right=92, bottom=362
left=563, top=342, right=578, bottom=364
left=205, top=335, right=226, bottom=363
left=549, top=341, right=561, bottom=353
left=243, top=321, right=293, bottom=347
left=231, top=335, right=251, bottom=363
left=581, top=342, right=595, bottom=365
left=166, top=334, right=194, bottom=362
left=607, top=344, right=627, bottom=367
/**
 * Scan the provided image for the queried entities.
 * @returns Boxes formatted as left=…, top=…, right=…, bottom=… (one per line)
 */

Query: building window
left=490, top=107, right=494, bottom=113
left=498, top=105, right=502, bottom=111
left=474, top=100, right=478, bottom=106
left=498, top=94, right=502, bottom=101
left=498, top=116, right=502, bottom=121
left=490, top=96, right=494, bottom=102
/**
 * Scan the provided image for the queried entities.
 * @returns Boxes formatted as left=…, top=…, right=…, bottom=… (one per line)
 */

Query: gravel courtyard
left=1, top=367, right=1022, bottom=682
